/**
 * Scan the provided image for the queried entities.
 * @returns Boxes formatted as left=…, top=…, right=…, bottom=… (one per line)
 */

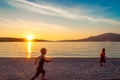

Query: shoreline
left=0, top=57, right=120, bottom=59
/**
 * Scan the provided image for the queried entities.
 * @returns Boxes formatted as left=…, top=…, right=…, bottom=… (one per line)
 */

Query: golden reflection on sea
left=27, top=41, right=32, bottom=58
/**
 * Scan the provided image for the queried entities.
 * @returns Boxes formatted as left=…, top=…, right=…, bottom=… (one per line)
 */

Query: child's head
left=40, top=48, right=47, bottom=55
left=102, top=48, right=105, bottom=52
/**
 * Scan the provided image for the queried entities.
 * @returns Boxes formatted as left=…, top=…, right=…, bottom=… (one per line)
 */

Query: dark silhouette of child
left=100, top=48, right=106, bottom=66
left=31, top=48, right=52, bottom=80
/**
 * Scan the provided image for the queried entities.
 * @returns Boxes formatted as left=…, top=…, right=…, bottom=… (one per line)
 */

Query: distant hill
left=0, top=37, right=51, bottom=42
left=59, top=33, right=120, bottom=42
left=0, top=37, right=25, bottom=42
left=34, top=39, right=52, bottom=42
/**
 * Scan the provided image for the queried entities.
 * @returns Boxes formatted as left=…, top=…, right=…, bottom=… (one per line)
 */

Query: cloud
left=0, top=18, right=16, bottom=23
left=6, top=0, right=120, bottom=25
left=17, top=19, right=70, bottom=32
left=0, top=18, right=72, bottom=33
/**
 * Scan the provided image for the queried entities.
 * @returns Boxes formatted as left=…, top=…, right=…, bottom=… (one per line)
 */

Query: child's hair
left=102, top=48, right=105, bottom=52
left=40, top=48, right=47, bottom=54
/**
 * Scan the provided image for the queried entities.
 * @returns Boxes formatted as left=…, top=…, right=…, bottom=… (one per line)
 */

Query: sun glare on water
left=27, top=41, right=32, bottom=58
left=26, top=35, right=33, bottom=58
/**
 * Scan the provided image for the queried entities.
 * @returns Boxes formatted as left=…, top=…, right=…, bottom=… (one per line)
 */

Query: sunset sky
left=0, top=0, right=120, bottom=40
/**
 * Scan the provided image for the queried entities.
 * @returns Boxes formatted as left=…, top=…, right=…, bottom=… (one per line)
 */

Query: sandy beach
left=0, top=58, right=120, bottom=80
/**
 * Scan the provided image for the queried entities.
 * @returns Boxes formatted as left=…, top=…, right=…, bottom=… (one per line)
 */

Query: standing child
left=31, top=48, right=52, bottom=80
left=100, top=48, right=106, bottom=66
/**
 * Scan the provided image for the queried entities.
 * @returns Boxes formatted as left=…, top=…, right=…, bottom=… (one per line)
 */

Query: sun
left=27, top=35, right=33, bottom=41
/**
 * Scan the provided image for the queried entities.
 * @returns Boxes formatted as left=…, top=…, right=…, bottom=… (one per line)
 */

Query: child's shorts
left=100, top=58, right=105, bottom=63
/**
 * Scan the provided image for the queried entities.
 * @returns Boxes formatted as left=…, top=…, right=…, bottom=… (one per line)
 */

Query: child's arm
left=44, top=57, right=52, bottom=62
left=34, top=56, right=39, bottom=65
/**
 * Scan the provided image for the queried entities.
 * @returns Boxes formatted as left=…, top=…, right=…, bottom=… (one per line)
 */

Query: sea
left=0, top=42, right=120, bottom=58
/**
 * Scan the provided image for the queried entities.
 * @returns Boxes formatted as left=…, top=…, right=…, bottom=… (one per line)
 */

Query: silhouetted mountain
left=0, top=37, right=51, bottom=42
left=59, top=33, right=120, bottom=42
left=33, top=39, right=52, bottom=42
left=0, top=37, right=25, bottom=42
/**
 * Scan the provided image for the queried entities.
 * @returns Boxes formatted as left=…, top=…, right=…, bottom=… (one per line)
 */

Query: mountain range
left=0, top=33, right=120, bottom=42
left=58, top=33, right=120, bottom=42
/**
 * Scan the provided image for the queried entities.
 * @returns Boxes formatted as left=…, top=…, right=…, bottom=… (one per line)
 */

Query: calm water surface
left=0, top=42, right=120, bottom=58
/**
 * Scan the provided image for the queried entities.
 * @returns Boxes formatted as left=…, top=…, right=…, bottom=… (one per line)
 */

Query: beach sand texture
left=0, top=58, right=120, bottom=80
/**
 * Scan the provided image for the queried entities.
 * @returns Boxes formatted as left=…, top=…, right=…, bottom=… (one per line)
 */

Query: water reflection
left=27, top=41, right=32, bottom=58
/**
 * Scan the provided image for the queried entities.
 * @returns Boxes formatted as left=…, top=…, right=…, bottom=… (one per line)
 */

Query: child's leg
left=100, top=62, right=103, bottom=66
left=31, top=69, right=40, bottom=80
left=41, top=70, right=46, bottom=80
left=41, top=73, right=45, bottom=80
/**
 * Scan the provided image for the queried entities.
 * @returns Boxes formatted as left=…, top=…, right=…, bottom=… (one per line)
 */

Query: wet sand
left=0, top=58, right=120, bottom=80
